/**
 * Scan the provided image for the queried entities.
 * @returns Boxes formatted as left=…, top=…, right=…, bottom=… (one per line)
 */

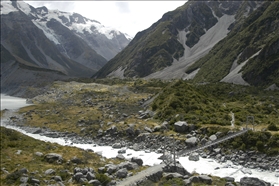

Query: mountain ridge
left=94, top=1, right=278, bottom=88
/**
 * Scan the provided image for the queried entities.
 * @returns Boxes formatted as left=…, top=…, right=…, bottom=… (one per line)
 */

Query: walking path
left=117, top=129, right=248, bottom=186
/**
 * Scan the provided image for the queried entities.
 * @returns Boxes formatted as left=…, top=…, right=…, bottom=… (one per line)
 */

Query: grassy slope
left=0, top=127, right=123, bottom=186
left=187, top=1, right=279, bottom=86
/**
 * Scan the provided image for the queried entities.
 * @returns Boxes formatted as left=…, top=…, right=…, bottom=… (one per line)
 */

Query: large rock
left=44, top=153, right=63, bottom=163
left=118, top=162, right=139, bottom=170
left=131, top=157, right=143, bottom=166
left=147, top=170, right=163, bottom=182
left=115, top=168, right=128, bottom=178
left=209, top=134, right=217, bottom=141
left=112, top=143, right=122, bottom=149
left=240, top=177, right=271, bottom=186
left=45, top=169, right=55, bottom=175
left=73, top=172, right=84, bottom=182
left=174, top=121, right=189, bottom=133
left=199, top=175, right=212, bottom=184
left=188, top=153, right=200, bottom=161
left=88, top=179, right=101, bottom=186
left=185, top=137, right=198, bottom=147
left=106, top=164, right=118, bottom=175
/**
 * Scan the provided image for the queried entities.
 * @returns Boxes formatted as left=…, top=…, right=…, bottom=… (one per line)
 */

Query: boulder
left=163, top=172, right=184, bottom=179
left=118, top=162, right=139, bottom=170
left=106, top=164, right=118, bottom=175
left=147, top=170, right=163, bottom=182
left=116, top=154, right=125, bottom=160
left=174, top=121, right=188, bottom=133
left=71, top=156, right=83, bottom=164
left=116, top=168, right=128, bottom=178
left=209, top=134, right=217, bottom=141
left=53, top=176, right=63, bottom=182
left=44, top=153, right=63, bottom=163
left=20, top=176, right=29, bottom=183
left=88, top=179, right=101, bottom=186
left=144, top=126, right=153, bottom=133
left=188, top=153, right=200, bottom=161
left=131, top=157, right=143, bottom=166
left=35, top=152, right=43, bottom=157
left=45, top=169, right=55, bottom=175
left=240, top=177, right=271, bottom=186
left=73, top=172, right=84, bottom=182
left=199, top=175, right=212, bottom=184
left=86, top=172, right=96, bottom=181
left=112, top=143, right=122, bottom=149
left=118, top=149, right=126, bottom=154
left=185, top=137, right=198, bottom=147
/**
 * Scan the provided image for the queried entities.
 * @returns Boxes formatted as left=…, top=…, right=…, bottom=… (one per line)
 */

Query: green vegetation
left=152, top=80, right=279, bottom=128
left=186, top=1, right=279, bottom=86
left=0, top=127, right=123, bottom=185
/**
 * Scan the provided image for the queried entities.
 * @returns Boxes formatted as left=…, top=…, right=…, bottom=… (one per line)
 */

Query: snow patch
left=107, top=66, right=126, bottom=79
left=0, top=1, right=18, bottom=15
left=32, top=20, right=61, bottom=45
left=221, top=50, right=261, bottom=85
left=147, top=14, right=235, bottom=79
left=17, top=1, right=31, bottom=15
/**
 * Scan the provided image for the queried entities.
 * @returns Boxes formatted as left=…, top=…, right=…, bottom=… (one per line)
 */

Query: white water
left=1, top=94, right=278, bottom=185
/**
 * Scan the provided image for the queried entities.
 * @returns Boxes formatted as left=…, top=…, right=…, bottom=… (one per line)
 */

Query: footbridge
left=117, top=129, right=248, bottom=186
left=177, top=129, right=248, bottom=156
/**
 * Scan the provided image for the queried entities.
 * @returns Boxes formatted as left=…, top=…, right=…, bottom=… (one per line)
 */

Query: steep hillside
left=187, top=1, right=279, bottom=86
left=94, top=1, right=261, bottom=79
left=0, top=0, right=130, bottom=95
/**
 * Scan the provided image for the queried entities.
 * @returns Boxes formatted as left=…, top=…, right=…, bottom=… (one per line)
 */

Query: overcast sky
left=26, top=1, right=187, bottom=37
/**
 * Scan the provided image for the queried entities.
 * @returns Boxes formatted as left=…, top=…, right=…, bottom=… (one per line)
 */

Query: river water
left=1, top=94, right=278, bottom=185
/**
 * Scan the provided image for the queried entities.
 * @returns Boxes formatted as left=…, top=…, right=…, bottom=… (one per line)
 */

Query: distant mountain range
left=94, top=1, right=279, bottom=88
left=1, top=0, right=131, bottom=94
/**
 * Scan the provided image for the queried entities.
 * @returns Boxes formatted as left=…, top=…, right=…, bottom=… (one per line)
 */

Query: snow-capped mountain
left=31, top=6, right=131, bottom=61
left=0, top=0, right=131, bottom=95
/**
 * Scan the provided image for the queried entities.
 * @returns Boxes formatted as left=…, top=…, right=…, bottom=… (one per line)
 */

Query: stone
left=147, top=170, right=163, bottom=182
left=209, top=134, right=217, bottom=141
left=118, top=149, right=126, bottom=154
left=131, top=157, right=143, bottom=166
left=223, top=177, right=235, bottom=182
left=45, top=169, right=55, bottom=175
left=164, top=172, right=184, bottom=179
left=163, top=164, right=190, bottom=176
left=106, top=164, right=118, bottom=175
left=88, top=179, right=101, bottom=186
left=188, top=153, right=199, bottom=161
left=185, top=137, right=198, bottom=147
left=30, top=178, right=40, bottom=184
left=79, top=177, right=88, bottom=184
left=86, top=172, right=96, bottom=181
left=44, top=153, right=63, bottom=163
left=112, top=143, right=122, bottom=149
left=118, top=162, right=139, bottom=170
left=16, top=150, right=22, bottom=155
left=240, top=177, right=271, bottom=186
left=116, top=168, right=128, bottom=178
left=53, top=176, right=62, bottom=182
left=20, top=176, right=29, bottom=183
left=174, top=121, right=188, bottom=133
left=199, top=175, right=212, bottom=184
left=144, top=127, right=153, bottom=133
left=73, top=172, right=84, bottom=182
left=98, top=167, right=106, bottom=173
left=116, top=154, right=125, bottom=160
left=71, top=156, right=83, bottom=164
left=35, top=152, right=43, bottom=157
left=153, top=126, right=161, bottom=132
